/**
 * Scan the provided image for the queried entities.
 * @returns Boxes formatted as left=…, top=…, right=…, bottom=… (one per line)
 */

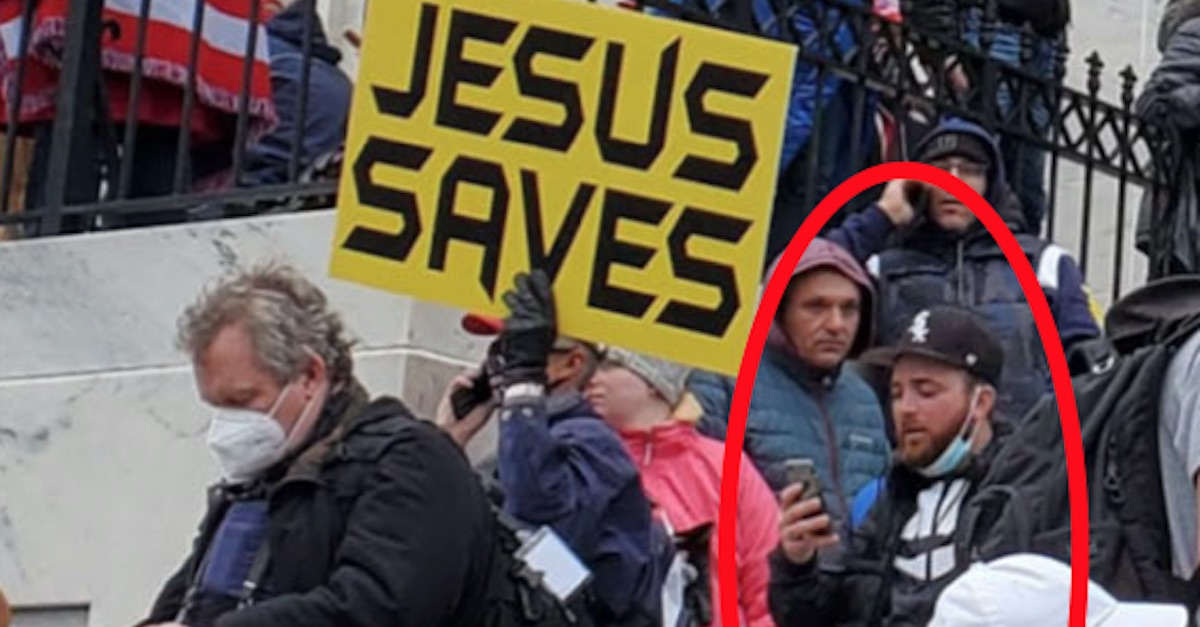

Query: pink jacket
left=620, top=422, right=778, bottom=627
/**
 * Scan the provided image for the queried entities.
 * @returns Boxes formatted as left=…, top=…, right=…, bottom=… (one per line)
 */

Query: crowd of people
left=126, top=180, right=1200, bottom=627
left=113, top=0, right=1200, bottom=623
left=123, top=125, right=1200, bottom=627
left=1, top=0, right=1198, bottom=624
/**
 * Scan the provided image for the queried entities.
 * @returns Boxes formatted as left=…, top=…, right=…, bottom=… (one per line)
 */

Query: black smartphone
left=450, top=370, right=492, bottom=420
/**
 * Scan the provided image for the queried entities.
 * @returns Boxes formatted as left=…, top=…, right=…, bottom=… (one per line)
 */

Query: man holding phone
left=435, top=270, right=670, bottom=627
left=770, top=307, right=1013, bottom=627
left=825, top=118, right=1102, bottom=423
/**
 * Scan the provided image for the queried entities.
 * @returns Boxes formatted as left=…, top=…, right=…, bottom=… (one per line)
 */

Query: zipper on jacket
left=816, top=383, right=850, bottom=520
left=956, top=239, right=965, bottom=304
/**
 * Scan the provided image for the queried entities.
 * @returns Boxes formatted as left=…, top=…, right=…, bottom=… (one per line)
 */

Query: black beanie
left=919, top=131, right=993, bottom=169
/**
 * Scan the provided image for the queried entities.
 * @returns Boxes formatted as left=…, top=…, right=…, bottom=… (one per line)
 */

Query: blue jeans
left=962, top=9, right=1062, bottom=230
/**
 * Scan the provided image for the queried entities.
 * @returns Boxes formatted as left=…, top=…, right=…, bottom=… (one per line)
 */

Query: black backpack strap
left=237, top=540, right=272, bottom=609
left=485, top=503, right=592, bottom=626
left=961, top=484, right=1033, bottom=561
left=1099, top=347, right=1186, bottom=602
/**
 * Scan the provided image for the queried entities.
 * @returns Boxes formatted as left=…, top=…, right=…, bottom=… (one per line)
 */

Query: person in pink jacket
left=586, top=347, right=779, bottom=627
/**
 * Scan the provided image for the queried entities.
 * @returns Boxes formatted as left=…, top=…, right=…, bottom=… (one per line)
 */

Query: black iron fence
left=0, top=0, right=342, bottom=236
left=640, top=0, right=1181, bottom=302
left=0, top=0, right=1184, bottom=301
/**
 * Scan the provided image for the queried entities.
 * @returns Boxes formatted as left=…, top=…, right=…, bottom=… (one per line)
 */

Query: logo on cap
left=909, top=310, right=931, bottom=344
left=929, top=134, right=957, bottom=155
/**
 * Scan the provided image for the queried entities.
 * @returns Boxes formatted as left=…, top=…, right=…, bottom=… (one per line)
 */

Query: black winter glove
left=498, top=270, right=557, bottom=388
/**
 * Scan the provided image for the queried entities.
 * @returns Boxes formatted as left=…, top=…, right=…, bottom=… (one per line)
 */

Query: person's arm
left=215, top=425, right=488, bottom=627
left=433, top=366, right=497, bottom=449
left=769, top=484, right=885, bottom=626
left=497, top=395, right=635, bottom=554
left=824, top=206, right=897, bottom=264
left=1044, top=249, right=1102, bottom=350
left=486, top=269, right=632, bottom=551
left=824, top=179, right=915, bottom=264
left=769, top=485, right=843, bottom=625
left=738, top=458, right=781, bottom=627
left=768, top=549, right=846, bottom=626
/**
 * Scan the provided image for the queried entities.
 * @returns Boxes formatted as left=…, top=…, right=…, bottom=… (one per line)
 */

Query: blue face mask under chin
left=918, top=387, right=983, bottom=479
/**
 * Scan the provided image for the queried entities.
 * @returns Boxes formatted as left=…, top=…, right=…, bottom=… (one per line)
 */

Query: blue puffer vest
left=871, top=118, right=1058, bottom=423
left=693, top=345, right=890, bottom=527
left=873, top=233, right=1050, bottom=422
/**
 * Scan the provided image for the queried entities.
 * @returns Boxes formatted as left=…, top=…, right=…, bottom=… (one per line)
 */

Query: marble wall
left=0, top=213, right=490, bottom=627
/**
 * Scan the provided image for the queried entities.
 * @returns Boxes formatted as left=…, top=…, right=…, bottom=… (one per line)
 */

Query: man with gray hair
left=137, top=262, right=496, bottom=627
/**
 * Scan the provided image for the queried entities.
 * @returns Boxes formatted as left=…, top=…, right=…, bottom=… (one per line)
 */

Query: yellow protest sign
left=330, top=0, right=795, bottom=375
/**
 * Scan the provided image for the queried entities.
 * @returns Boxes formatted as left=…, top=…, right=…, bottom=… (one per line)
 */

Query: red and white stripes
left=0, top=0, right=275, bottom=134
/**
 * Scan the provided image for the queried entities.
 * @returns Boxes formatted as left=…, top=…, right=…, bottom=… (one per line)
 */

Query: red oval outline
left=716, top=161, right=1087, bottom=627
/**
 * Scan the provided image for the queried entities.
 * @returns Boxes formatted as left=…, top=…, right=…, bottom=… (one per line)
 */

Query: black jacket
left=137, top=383, right=496, bottom=627
left=1136, top=16, right=1200, bottom=278
left=768, top=423, right=1012, bottom=627
left=1159, top=0, right=1200, bottom=52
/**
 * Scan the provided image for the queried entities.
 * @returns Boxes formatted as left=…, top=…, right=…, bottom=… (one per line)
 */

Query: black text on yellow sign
left=330, top=0, right=794, bottom=375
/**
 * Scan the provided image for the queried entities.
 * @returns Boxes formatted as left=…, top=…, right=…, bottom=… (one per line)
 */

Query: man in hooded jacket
left=826, top=118, right=1101, bottom=422
left=1135, top=0, right=1200, bottom=277
left=689, top=238, right=890, bottom=529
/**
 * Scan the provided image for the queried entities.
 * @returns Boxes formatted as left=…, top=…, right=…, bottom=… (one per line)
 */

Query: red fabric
left=0, top=0, right=274, bottom=144
left=461, top=314, right=504, bottom=336
left=873, top=0, right=901, bottom=22
left=619, top=422, right=779, bottom=627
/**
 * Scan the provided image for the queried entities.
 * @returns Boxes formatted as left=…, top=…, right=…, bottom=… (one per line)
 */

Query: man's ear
left=976, top=384, right=998, bottom=420
left=562, top=346, right=598, bottom=390
left=303, top=349, right=328, bottom=395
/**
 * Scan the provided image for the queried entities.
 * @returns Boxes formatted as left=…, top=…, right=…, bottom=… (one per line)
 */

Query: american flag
left=0, top=0, right=276, bottom=141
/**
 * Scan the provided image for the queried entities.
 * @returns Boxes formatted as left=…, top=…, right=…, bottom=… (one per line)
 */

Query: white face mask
left=206, top=383, right=296, bottom=483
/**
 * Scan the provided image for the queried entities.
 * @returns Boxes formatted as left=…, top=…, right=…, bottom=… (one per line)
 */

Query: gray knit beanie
left=603, top=348, right=690, bottom=408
